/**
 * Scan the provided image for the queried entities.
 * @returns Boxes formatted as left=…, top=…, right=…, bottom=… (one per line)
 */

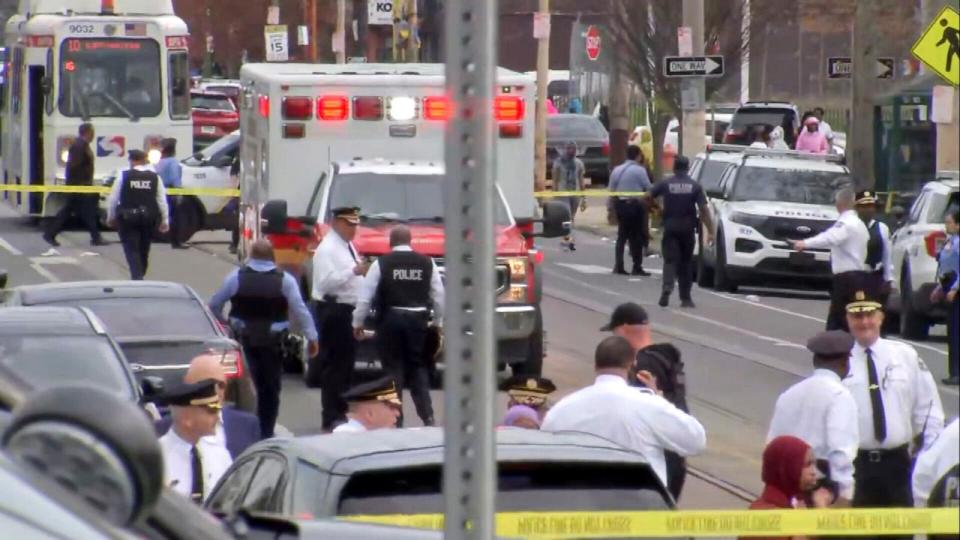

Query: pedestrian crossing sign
left=911, top=5, right=960, bottom=86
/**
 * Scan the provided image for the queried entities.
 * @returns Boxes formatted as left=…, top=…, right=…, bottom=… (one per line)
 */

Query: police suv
left=696, top=145, right=850, bottom=292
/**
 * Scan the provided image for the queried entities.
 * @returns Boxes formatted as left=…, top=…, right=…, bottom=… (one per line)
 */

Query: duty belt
left=856, top=444, right=909, bottom=464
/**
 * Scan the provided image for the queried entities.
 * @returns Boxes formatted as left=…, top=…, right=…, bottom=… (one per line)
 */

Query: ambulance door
left=27, top=63, right=45, bottom=215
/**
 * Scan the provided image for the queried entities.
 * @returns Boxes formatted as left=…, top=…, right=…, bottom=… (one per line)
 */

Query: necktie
left=865, top=348, right=887, bottom=442
left=347, top=242, right=358, bottom=263
left=190, top=445, right=204, bottom=503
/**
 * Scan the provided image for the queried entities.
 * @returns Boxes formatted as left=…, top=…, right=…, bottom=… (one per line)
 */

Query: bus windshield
left=58, top=38, right=162, bottom=119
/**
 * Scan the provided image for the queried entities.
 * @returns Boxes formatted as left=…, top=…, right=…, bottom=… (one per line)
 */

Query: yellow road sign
left=911, top=5, right=960, bottom=86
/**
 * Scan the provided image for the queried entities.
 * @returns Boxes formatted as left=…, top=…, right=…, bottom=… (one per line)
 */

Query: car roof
left=191, top=91, right=231, bottom=98
left=739, top=156, right=848, bottom=172
left=739, top=101, right=797, bottom=109
left=336, top=159, right=444, bottom=176
left=0, top=306, right=100, bottom=336
left=14, top=280, right=196, bottom=305
left=258, top=427, right=651, bottom=475
left=549, top=113, right=601, bottom=122
left=696, top=151, right=743, bottom=163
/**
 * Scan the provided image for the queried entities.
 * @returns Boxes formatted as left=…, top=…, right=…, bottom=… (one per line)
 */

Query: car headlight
left=504, top=257, right=527, bottom=281
left=729, top=212, right=767, bottom=229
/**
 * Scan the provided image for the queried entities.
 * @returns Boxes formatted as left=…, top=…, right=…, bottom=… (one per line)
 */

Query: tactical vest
left=119, top=169, right=160, bottom=220
left=229, top=267, right=288, bottom=345
left=865, top=220, right=883, bottom=270
left=377, top=250, right=433, bottom=309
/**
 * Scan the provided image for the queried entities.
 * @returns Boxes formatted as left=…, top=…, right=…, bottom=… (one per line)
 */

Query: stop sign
left=585, top=26, right=601, bottom=61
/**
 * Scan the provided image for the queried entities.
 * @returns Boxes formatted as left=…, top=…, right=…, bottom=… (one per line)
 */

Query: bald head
left=249, top=239, right=275, bottom=262
left=389, top=225, right=412, bottom=248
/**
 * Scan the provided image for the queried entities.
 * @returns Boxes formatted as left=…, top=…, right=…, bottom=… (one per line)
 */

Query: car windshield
left=37, top=298, right=216, bottom=338
left=185, top=132, right=240, bottom=165
left=192, top=94, right=236, bottom=111
left=204, top=85, right=240, bottom=98
left=697, top=159, right=735, bottom=193
left=58, top=38, right=162, bottom=119
left=0, top=335, right=133, bottom=398
left=326, top=173, right=512, bottom=226
left=731, top=165, right=846, bottom=205
left=336, top=462, right=669, bottom=516
left=547, top=116, right=607, bottom=139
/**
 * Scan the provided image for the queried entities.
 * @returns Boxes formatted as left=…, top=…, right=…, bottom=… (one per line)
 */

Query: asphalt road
left=1, top=201, right=956, bottom=512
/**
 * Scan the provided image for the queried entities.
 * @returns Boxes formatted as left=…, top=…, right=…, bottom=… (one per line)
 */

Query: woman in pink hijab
left=795, top=116, right=829, bottom=154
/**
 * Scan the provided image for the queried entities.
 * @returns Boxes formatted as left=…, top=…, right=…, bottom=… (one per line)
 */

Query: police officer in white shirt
left=310, top=206, right=368, bottom=431
left=767, top=330, right=859, bottom=504
left=157, top=379, right=233, bottom=503
left=912, top=417, right=959, bottom=509
left=542, top=336, right=706, bottom=489
left=790, top=187, right=869, bottom=332
left=332, top=377, right=402, bottom=433
left=843, top=290, right=945, bottom=508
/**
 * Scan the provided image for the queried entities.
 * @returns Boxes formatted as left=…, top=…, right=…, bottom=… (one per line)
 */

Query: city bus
left=1, top=0, right=192, bottom=217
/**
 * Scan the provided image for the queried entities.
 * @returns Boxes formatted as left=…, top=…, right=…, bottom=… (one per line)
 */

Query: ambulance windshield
left=328, top=172, right=512, bottom=226
left=58, top=38, right=162, bottom=119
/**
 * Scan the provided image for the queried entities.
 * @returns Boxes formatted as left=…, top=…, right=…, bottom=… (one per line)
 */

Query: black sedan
left=5, top=281, right=256, bottom=413
left=546, top=114, right=611, bottom=184
left=206, top=427, right=673, bottom=520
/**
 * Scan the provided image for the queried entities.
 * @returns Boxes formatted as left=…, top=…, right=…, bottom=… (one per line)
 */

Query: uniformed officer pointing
left=353, top=225, right=444, bottom=427
left=106, top=149, right=169, bottom=280
left=767, top=330, right=859, bottom=504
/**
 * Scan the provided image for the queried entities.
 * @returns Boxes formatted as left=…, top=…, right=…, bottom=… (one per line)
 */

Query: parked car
left=206, top=427, right=674, bottom=519
left=4, top=281, right=255, bottom=413
left=199, top=79, right=242, bottom=109
left=724, top=101, right=800, bottom=148
left=192, top=91, right=240, bottom=149
left=0, top=306, right=149, bottom=402
left=663, top=118, right=714, bottom=152
left=546, top=114, right=610, bottom=184
left=889, top=173, right=960, bottom=339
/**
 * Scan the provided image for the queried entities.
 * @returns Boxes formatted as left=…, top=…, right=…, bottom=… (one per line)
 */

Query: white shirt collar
left=812, top=368, right=842, bottom=383
left=393, top=245, right=413, bottom=252
left=594, top=373, right=628, bottom=386
left=167, top=428, right=197, bottom=450
left=853, top=337, right=881, bottom=353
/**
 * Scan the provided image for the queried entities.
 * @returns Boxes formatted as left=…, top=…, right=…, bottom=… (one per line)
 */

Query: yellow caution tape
left=0, top=184, right=240, bottom=197
left=342, top=508, right=960, bottom=538
left=535, top=190, right=646, bottom=198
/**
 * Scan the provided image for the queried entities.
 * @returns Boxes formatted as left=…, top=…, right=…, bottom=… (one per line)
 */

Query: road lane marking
left=555, top=262, right=616, bottom=274
left=28, top=256, right=79, bottom=265
left=29, top=263, right=60, bottom=283
left=0, top=236, right=22, bottom=256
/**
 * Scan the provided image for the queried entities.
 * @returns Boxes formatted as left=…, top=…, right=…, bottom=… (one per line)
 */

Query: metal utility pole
left=335, top=0, right=346, bottom=63
left=443, top=0, right=497, bottom=537
left=405, top=0, right=419, bottom=62
left=850, top=0, right=877, bottom=188
left=680, top=0, right=706, bottom=159
left=534, top=0, right=550, bottom=192
left=740, top=0, right=751, bottom=104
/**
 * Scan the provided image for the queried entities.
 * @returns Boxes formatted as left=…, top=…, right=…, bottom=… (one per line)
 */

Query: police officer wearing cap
left=647, top=156, right=715, bottom=308
left=843, top=290, right=945, bottom=508
left=790, top=187, right=869, bottom=332
left=767, top=330, right=859, bottom=504
left=854, top=191, right=894, bottom=309
left=311, top=206, right=368, bottom=431
left=209, top=239, right=319, bottom=439
left=157, top=379, right=233, bottom=503
left=106, top=149, right=169, bottom=280
left=500, top=375, right=557, bottom=419
left=333, top=377, right=402, bottom=433
left=353, top=225, right=443, bottom=427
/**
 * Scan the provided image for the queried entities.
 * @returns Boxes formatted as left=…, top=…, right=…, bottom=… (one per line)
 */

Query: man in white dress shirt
left=158, top=379, right=233, bottom=503
left=541, top=336, right=706, bottom=489
left=843, top=290, right=944, bottom=509
left=310, top=206, right=369, bottom=431
left=790, top=187, right=869, bottom=332
left=767, top=329, right=859, bottom=504
left=332, top=377, right=402, bottom=433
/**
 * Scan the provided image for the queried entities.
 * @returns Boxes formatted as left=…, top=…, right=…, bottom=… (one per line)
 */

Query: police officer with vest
left=209, top=239, right=319, bottom=438
left=353, top=225, right=444, bottom=427
left=855, top=191, right=894, bottom=311
left=106, top=149, right=169, bottom=280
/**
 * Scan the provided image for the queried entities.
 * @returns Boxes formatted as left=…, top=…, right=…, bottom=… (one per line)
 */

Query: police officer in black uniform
left=353, top=225, right=444, bottom=427
left=106, top=150, right=169, bottom=280
left=208, top=239, right=319, bottom=438
left=855, top=191, right=894, bottom=310
left=647, top=156, right=715, bottom=308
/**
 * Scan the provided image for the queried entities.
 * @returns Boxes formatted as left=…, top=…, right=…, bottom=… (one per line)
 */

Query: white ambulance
left=238, top=63, right=569, bottom=377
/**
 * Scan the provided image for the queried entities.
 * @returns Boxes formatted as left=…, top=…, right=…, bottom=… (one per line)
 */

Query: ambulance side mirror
left=0, top=269, right=7, bottom=289
left=538, top=200, right=572, bottom=239
left=261, top=200, right=288, bottom=234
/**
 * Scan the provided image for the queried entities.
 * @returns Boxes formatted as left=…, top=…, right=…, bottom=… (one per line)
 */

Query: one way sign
left=663, top=55, right=724, bottom=78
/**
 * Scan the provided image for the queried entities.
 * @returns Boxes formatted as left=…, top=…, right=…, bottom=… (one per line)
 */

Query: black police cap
left=806, top=330, right=855, bottom=359
left=342, top=376, right=401, bottom=406
left=499, top=375, right=556, bottom=407
left=162, top=379, right=221, bottom=409
left=127, top=149, right=147, bottom=162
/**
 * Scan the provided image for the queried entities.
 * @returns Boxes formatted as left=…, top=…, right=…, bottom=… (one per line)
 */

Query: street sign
left=368, top=0, right=394, bottom=26
left=585, top=25, right=601, bottom=61
left=828, top=57, right=897, bottom=79
left=680, top=78, right=704, bottom=111
left=911, top=5, right=959, bottom=86
left=264, top=25, right=288, bottom=62
left=876, top=57, right=895, bottom=79
left=533, top=12, right=550, bottom=40
left=663, top=56, right=724, bottom=77
left=677, top=26, right=693, bottom=56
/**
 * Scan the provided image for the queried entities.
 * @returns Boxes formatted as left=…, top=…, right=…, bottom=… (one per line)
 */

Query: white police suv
left=696, top=146, right=850, bottom=292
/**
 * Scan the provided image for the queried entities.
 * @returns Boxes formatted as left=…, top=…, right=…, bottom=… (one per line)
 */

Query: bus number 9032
left=67, top=24, right=96, bottom=34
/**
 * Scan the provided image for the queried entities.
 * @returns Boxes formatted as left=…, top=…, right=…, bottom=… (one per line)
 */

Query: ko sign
left=368, top=0, right=393, bottom=26
left=585, top=25, right=601, bottom=61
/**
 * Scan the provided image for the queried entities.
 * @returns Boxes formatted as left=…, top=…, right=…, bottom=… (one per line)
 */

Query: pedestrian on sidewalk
left=105, top=150, right=169, bottom=280
left=609, top=145, right=652, bottom=275
left=44, top=123, right=105, bottom=247
left=552, top=141, right=586, bottom=251
left=930, top=209, right=958, bottom=386
left=155, top=138, right=186, bottom=249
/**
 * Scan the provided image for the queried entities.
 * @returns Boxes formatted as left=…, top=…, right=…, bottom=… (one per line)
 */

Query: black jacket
left=65, top=139, right=95, bottom=186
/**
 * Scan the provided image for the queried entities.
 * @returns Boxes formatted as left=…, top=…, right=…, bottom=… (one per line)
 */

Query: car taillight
left=258, top=95, right=270, bottom=118
left=219, top=349, right=244, bottom=379
left=423, top=96, right=451, bottom=120
left=317, top=95, right=349, bottom=121
left=602, top=142, right=610, bottom=156
left=723, top=129, right=740, bottom=143
left=282, top=96, right=312, bottom=120
left=494, top=95, right=525, bottom=121
left=499, top=123, right=523, bottom=138
left=925, top=230, right=947, bottom=258
left=352, top=96, right=383, bottom=121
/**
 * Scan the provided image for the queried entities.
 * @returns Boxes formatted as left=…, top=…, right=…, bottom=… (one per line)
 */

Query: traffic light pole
left=442, top=0, right=497, bottom=538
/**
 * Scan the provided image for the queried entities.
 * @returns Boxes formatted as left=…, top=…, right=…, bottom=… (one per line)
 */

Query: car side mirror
left=538, top=200, right=572, bottom=239
left=0, top=269, right=7, bottom=289
left=140, top=376, right=165, bottom=400
left=261, top=199, right=288, bottom=234
left=891, top=205, right=906, bottom=221
left=706, top=189, right=725, bottom=200
left=212, top=155, right=234, bottom=168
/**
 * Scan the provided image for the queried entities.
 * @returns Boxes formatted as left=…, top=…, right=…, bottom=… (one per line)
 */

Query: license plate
left=789, top=251, right=816, bottom=266
left=201, top=126, right=216, bottom=134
